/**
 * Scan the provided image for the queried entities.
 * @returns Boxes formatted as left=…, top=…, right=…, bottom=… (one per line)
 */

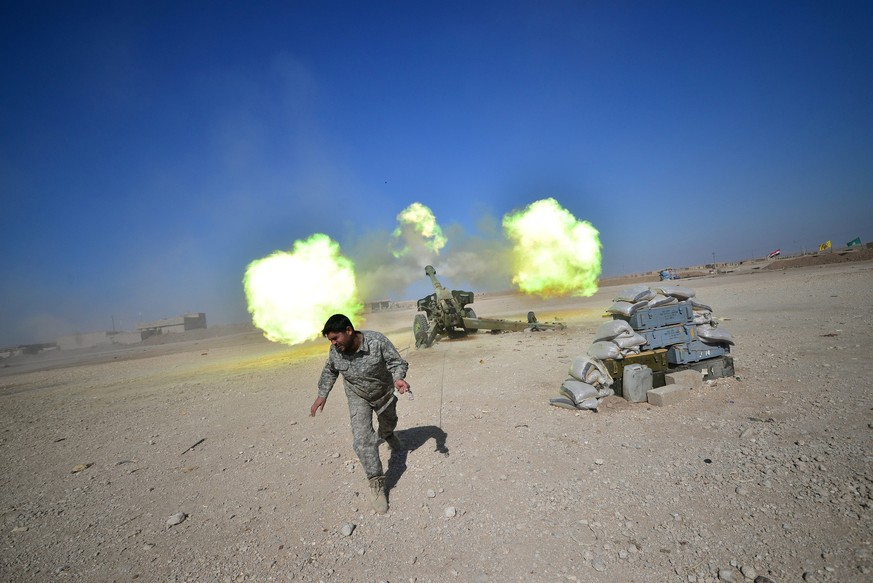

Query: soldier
left=310, top=314, right=410, bottom=513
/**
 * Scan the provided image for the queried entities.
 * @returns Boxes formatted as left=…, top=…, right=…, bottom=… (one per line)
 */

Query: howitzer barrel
left=424, top=265, right=454, bottom=302
left=424, top=265, right=442, bottom=289
left=461, top=316, right=566, bottom=332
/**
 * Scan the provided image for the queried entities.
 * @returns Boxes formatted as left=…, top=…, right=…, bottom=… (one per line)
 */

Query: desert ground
left=1, top=256, right=872, bottom=583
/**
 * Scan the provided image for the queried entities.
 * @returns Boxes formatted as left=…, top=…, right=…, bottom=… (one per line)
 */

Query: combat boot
left=384, top=433, right=406, bottom=451
left=368, top=475, right=388, bottom=514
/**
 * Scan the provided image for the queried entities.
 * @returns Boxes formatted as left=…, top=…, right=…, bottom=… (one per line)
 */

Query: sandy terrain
left=1, top=258, right=872, bottom=583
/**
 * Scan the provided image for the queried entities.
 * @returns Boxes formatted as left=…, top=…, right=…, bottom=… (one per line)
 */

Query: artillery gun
left=413, top=265, right=566, bottom=348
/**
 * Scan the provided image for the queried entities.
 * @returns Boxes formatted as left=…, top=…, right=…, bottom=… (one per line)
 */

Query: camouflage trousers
left=347, top=392, right=398, bottom=479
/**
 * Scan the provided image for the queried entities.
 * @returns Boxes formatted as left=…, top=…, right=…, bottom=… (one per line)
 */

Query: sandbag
left=614, top=285, right=655, bottom=303
left=593, top=320, right=634, bottom=342
left=568, top=355, right=595, bottom=382
left=549, top=397, right=578, bottom=410
left=568, top=355, right=613, bottom=386
left=648, top=293, right=677, bottom=307
left=576, top=397, right=601, bottom=410
left=588, top=340, right=621, bottom=360
left=606, top=300, right=648, bottom=316
left=614, top=332, right=646, bottom=349
left=560, top=379, right=600, bottom=404
left=653, top=285, right=696, bottom=300
left=693, top=310, right=712, bottom=325
left=697, top=324, right=735, bottom=345
left=690, top=299, right=712, bottom=312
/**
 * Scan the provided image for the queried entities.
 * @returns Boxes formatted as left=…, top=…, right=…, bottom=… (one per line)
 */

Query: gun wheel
left=413, top=314, right=430, bottom=348
left=463, top=307, right=479, bottom=334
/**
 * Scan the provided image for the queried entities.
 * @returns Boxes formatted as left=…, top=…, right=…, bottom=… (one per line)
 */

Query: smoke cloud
left=350, top=203, right=520, bottom=302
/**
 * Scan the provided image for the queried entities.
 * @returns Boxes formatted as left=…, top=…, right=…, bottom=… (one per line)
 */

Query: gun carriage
left=413, top=265, right=565, bottom=348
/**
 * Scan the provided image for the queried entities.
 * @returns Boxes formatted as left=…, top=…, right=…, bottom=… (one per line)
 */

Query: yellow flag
left=818, top=240, right=832, bottom=251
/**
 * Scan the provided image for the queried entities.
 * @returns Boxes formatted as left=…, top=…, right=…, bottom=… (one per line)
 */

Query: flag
left=847, top=237, right=862, bottom=247
left=767, top=248, right=781, bottom=259
left=818, top=240, right=832, bottom=251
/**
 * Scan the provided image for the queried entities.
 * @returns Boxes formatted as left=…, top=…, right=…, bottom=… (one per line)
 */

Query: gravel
left=1, top=259, right=871, bottom=581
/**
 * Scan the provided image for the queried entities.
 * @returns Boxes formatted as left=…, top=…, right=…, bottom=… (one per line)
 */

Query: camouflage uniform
left=318, top=330, right=409, bottom=478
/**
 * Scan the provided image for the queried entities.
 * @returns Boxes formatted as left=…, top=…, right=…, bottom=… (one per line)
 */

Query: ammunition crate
left=667, top=339, right=728, bottom=364
left=604, top=349, right=669, bottom=380
left=640, top=324, right=690, bottom=350
left=670, top=354, right=735, bottom=380
left=614, top=301, right=694, bottom=331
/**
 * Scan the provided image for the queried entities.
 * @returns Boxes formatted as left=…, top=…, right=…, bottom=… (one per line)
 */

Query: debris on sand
left=165, top=512, right=187, bottom=528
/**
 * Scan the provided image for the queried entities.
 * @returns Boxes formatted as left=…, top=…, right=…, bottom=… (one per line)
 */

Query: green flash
left=390, top=202, right=447, bottom=258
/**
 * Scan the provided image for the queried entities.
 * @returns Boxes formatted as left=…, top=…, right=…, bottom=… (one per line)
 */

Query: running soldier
left=310, top=314, right=410, bottom=513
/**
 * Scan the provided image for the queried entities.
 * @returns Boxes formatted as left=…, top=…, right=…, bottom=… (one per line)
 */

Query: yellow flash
left=243, top=233, right=362, bottom=345
left=502, top=198, right=601, bottom=297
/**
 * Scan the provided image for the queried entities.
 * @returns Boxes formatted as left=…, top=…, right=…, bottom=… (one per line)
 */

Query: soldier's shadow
left=385, top=425, right=449, bottom=492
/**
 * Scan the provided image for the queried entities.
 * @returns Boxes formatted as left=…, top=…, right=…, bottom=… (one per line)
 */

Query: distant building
left=54, top=313, right=208, bottom=350
left=364, top=300, right=392, bottom=312
left=2, top=343, right=59, bottom=357
left=137, top=312, right=207, bottom=339
left=57, top=331, right=141, bottom=350
left=1, top=346, right=23, bottom=358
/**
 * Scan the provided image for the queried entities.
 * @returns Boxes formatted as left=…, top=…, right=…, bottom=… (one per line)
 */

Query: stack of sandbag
left=609, top=283, right=735, bottom=364
left=650, top=284, right=693, bottom=304
left=549, top=355, right=615, bottom=411
left=549, top=282, right=736, bottom=411
left=587, top=318, right=647, bottom=360
left=607, top=283, right=733, bottom=339
left=605, top=285, right=654, bottom=317
left=607, top=283, right=700, bottom=315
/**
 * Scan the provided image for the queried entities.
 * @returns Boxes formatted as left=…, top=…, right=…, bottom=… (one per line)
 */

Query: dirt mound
left=764, top=246, right=873, bottom=270
left=598, top=269, right=710, bottom=288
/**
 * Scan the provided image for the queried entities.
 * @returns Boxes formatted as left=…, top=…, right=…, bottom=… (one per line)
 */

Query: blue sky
left=2, top=1, right=871, bottom=346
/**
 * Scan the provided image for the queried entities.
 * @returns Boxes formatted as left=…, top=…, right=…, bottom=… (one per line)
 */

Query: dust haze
left=350, top=216, right=515, bottom=302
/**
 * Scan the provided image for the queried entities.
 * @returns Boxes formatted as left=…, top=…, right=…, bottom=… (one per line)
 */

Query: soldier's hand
left=310, top=396, right=327, bottom=417
left=394, top=379, right=410, bottom=394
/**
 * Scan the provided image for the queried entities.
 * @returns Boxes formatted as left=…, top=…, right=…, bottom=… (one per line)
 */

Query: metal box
left=667, top=339, right=727, bottom=364
left=670, top=354, right=735, bottom=380
left=603, top=349, right=669, bottom=379
left=640, top=324, right=690, bottom=350
left=614, top=301, right=694, bottom=331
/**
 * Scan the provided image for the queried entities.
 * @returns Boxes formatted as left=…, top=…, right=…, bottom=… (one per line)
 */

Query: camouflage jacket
left=317, top=330, right=408, bottom=409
